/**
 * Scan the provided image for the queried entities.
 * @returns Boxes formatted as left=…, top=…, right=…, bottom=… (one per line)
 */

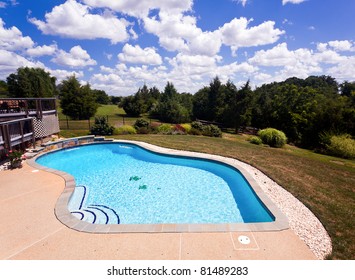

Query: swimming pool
left=35, top=141, right=278, bottom=225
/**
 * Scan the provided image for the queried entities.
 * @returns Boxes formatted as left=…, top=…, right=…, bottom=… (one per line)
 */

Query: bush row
left=113, top=119, right=222, bottom=137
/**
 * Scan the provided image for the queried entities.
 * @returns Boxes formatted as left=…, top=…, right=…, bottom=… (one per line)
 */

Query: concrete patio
left=0, top=162, right=316, bottom=260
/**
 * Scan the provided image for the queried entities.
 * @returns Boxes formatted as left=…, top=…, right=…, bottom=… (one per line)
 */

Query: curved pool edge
left=27, top=139, right=289, bottom=233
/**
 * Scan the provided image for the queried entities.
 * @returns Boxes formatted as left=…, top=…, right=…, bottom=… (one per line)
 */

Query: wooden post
left=20, top=120, right=24, bottom=150
left=66, top=116, right=69, bottom=129
left=30, top=118, right=36, bottom=149
left=24, top=100, right=29, bottom=118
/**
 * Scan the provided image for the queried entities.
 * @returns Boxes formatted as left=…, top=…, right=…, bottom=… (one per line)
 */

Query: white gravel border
left=234, top=159, right=332, bottom=260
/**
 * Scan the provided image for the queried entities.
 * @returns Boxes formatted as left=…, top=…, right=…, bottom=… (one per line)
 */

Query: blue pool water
left=36, top=143, right=274, bottom=224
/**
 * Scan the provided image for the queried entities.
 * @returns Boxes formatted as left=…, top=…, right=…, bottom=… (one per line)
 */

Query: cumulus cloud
left=0, top=18, right=34, bottom=51
left=90, top=51, right=257, bottom=96
left=219, top=18, right=284, bottom=55
left=26, top=44, right=57, bottom=57
left=328, top=40, right=354, bottom=52
left=247, top=41, right=355, bottom=83
left=118, top=44, right=162, bottom=65
left=0, top=49, right=45, bottom=79
left=143, top=12, right=200, bottom=53
left=282, top=0, right=307, bottom=5
left=82, top=0, right=193, bottom=17
left=51, top=45, right=96, bottom=68
left=29, top=0, right=129, bottom=44
left=47, top=68, right=84, bottom=82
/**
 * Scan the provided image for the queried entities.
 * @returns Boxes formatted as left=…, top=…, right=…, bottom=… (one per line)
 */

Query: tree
left=59, top=76, right=98, bottom=120
left=120, top=95, right=143, bottom=117
left=192, top=87, right=210, bottom=120
left=92, top=89, right=110, bottom=104
left=7, top=67, right=56, bottom=98
left=340, top=81, right=355, bottom=97
left=156, top=82, right=190, bottom=123
left=0, top=80, right=8, bottom=97
left=110, top=96, right=122, bottom=105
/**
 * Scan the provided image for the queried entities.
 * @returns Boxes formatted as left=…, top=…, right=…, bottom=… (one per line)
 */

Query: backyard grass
left=57, top=105, right=355, bottom=259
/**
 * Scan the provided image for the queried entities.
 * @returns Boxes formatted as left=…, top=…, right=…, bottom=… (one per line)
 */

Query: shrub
left=157, top=124, right=173, bottom=134
left=114, top=125, right=136, bottom=135
left=180, top=123, right=191, bottom=133
left=189, top=128, right=202, bottom=135
left=133, top=118, right=149, bottom=130
left=249, top=136, right=263, bottom=145
left=137, top=127, right=150, bottom=134
left=90, top=116, right=114, bottom=136
left=7, top=150, right=25, bottom=168
left=149, top=122, right=161, bottom=133
left=191, top=121, right=204, bottom=131
left=326, top=134, right=355, bottom=159
left=258, top=128, right=287, bottom=148
left=202, top=124, right=222, bottom=137
left=173, top=124, right=186, bottom=132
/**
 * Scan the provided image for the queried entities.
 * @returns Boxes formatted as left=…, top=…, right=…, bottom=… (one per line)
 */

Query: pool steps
left=69, top=185, right=120, bottom=225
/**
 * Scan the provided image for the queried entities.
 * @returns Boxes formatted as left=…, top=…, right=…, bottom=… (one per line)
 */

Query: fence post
left=66, top=116, right=69, bottom=129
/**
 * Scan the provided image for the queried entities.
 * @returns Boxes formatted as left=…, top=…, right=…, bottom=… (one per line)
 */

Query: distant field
left=58, top=104, right=155, bottom=137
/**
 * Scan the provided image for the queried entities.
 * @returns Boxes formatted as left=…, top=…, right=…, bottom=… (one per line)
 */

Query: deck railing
left=0, top=98, right=56, bottom=119
left=0, top=118, right=35, bottom=152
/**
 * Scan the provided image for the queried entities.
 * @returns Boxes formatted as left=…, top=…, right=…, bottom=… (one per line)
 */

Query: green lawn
left=57, top=105, right=355, bottom=259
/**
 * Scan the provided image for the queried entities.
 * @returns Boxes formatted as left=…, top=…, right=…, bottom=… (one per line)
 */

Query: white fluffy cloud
left=0, top=49, right=45, bottom=79
left=47, top=68, right=84, bottom=82
left=26, top=44, right=57, bottom=57
left=82, top=0, right=193, bottom=17
left=0, top=18, right=34, bottom=51
left=51, top=45, right=96, bottom=68
left=118, top=44, right=162, bottom=65
left=219, top=18, right=284, bottom=55
left=29, top=0, right=129, bottom=44
left=143, top=12, right=201, bottom=53
left=91, top=51, right=257, bottom=95
left=247, top=42, right=355, bottom=83
left=282, top=0, right=307, bottom=4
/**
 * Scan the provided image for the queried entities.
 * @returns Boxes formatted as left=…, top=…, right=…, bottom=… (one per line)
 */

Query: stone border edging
left=28, top=138, right=289, bottom=233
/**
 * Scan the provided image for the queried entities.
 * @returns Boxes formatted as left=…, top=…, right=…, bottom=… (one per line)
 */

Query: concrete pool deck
left=0, top=162, right=316, bottom=260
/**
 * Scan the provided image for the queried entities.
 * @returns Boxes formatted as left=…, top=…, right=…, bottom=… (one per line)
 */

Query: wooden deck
left=0, top=98, right=57, bottom=153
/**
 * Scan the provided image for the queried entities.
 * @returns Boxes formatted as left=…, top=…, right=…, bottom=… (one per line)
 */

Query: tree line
left=1, top=67, right=354, bottom=150
left=121, top=76, right=354, bottom=149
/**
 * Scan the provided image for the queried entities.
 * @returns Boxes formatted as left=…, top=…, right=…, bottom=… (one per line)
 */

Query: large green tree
left=59, top=76, right=98, bottom=120
left=6, top=67, right=56, bottom=98
left=156, top=82, right=190, bottom=123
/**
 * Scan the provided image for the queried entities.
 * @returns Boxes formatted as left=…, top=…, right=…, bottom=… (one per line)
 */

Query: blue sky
left=0, top=0, right=354, bottom=96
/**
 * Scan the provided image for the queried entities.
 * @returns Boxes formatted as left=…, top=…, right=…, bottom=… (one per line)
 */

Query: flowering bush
left=7, top=150, right=25, bottom=168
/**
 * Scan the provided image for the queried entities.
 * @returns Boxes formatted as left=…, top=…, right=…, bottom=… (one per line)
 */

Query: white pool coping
left=28, top=139, right=289, bottom=233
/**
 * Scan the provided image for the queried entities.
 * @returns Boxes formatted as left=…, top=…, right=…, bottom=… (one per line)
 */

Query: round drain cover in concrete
left=238, top=235, right=251, bottom=245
